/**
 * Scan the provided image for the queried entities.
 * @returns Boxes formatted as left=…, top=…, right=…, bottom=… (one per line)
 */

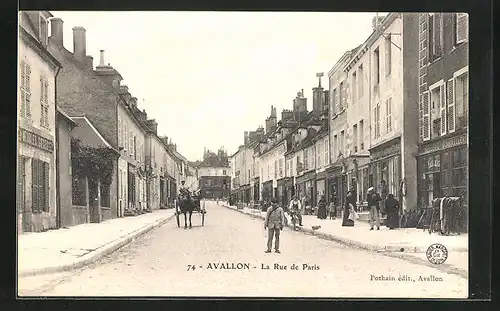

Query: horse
left=178, top=193, right=201, bottom=229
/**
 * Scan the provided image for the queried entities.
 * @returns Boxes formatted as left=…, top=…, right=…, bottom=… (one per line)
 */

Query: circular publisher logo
left=426, top=243, right=448, bottom=265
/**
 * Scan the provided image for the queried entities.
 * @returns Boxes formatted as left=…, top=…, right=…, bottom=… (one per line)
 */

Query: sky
left=50, top=11, right=380, bottom=161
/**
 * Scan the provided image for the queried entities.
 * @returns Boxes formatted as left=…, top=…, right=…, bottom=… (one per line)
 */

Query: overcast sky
left=50, top=11, right=379, bottom=161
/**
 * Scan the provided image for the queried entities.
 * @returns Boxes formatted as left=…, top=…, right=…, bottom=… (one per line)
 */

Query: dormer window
left=39, top=14, right=48, bottom=46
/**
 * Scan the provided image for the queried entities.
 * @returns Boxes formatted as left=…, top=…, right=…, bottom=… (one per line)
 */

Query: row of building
left=17, top=11, right=198, bottom=233
left=229, top=13, right=468, bottom=214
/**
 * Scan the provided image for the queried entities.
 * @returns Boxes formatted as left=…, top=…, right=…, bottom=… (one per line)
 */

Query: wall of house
left=18, top=35, right=58, bottom=233
left=329, top=66, right=349, bottom=162
left=57, top=117, right=73, bottom=227
left=369, top=16, right=404, bottom=149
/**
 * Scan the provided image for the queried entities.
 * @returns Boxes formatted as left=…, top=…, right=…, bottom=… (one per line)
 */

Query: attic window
left=39, top=14, right=48, bottom=46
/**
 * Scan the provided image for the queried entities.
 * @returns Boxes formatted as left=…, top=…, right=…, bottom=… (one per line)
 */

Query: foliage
left=71, top=138, right=118, bottom=186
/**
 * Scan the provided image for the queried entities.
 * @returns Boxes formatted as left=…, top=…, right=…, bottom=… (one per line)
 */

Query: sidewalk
left=18, top=209, right=176, bottom=277
left=222, top=203, right=468, bottom=276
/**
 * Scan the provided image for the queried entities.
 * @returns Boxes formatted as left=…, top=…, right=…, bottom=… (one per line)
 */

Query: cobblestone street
left=18, top=201, right=467, bottom=298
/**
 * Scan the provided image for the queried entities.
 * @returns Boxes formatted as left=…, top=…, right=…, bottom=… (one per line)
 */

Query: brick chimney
left=72, top=27, right=86, bottom=62
left=50, top=17, right=63, bottom=46
left=145, top=119, right=158, bottom=134
left=94, top=49, right=123, bottom=89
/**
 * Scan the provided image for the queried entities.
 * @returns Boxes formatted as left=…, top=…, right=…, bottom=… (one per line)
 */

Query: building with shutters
left=336, top=13, right=420, bottom=211
left=326, top=47, right=359, bottom=209
left=198, top=166, right=231, bottom=199
left=417, top=13, right=468, bottom=214
left=18, top=11, right=61, bottom=233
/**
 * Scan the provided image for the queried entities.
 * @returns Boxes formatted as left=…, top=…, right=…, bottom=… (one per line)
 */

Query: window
left=374, top=104, right=381, bottom=138
left=430, top=85, right=445, bottom=137
left=134, top=136, right=137, bottom=160
left=304, top=149, right=309, bottom=170
left=40, top=76, right=49, bottom=128
left=324, top=137, right=329, bottom=166
left=358, top=65, right=364, bottom=99
left=353, top=124, right=358, bottom=153
left=339, top=82, right=344, bottom=110
left=223, top=169, right=226, bottom=175
left=316, top=142, right=322, bottom=167
left=31, top=158, right=50, bottom=213
left=455, top=73, right=468, bottom=129
left=385, top=35, right=392, bottom=76
left=340, top=131, right=345, bottom=155
left=454, top=13, right=468, bottom=45
left=118, top=118, right=122, bottom=147
left=421, top=91, right=431, bottom=141
left=352, top=71, right=357, bottom=104
left=124, top=123, right=128, bottom=151
left=39, top=15, right=48, bottom=46
left=385, top=97, right=392, bottom=133
left=129, top=130, right=133, bottom=156
left=333, top=135, right=338, bottom=158
left=428, top=13, right=443, bottom=62
left=19, top=61, right=31, bottom=118
left=374, top=47, right=380, bottom=85
left=279, top=159, right=283, bottom=177
left=359, top=120, right=364, bottom=150
left=332, top=88, right=337, bottom=114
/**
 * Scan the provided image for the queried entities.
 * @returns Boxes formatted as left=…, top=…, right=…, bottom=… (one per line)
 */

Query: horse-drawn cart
left=175, top=193, right=206, bottom=228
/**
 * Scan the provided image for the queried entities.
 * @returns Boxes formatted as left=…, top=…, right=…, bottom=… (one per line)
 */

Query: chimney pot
left=50, top=17, right=64, bottom=46
left=72, top=27, right=87, bottom=62
left=99, top=50, right=105, bottom=66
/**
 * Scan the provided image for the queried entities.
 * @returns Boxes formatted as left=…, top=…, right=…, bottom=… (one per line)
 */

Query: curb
left=222, top=205, right=467, bottom=253
left=19, top=213, right=176, bottom=278
left=223, top=205, right=468, bottom=278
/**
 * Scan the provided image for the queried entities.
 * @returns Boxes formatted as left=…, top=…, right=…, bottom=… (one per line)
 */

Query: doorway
left=88, top=179, right=100, bottom=223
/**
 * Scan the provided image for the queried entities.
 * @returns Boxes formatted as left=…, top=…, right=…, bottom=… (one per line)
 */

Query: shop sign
left=420, top=133, right=467, bottom=155
left=18, top=128, right=54, bottom=153
left=371, top=143, right=400, bottom=161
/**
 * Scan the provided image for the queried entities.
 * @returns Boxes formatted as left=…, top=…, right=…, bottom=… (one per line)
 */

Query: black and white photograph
left=17, top=11, right=470, bottom=298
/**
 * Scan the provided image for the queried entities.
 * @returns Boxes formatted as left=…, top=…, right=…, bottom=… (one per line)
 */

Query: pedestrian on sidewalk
left=328, top=194, right=336, bottom=219
left=288, top=196, right=303, bottom=226
left=342, top=191, right=355, bottom=226
left=385, top=194, right=400, bottom=229
left=367, top=187, right=382, bottom=230
left=264, top=198, right=285, bottom=253
left=317, top=195, right=327, bottom=219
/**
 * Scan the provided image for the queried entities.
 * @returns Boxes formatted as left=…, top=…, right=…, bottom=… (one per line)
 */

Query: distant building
left=197, top=166, right=231, bottom=199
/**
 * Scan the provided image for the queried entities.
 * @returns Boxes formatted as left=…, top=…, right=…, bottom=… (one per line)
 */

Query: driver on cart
left=179, top=180, right=191, bottom=203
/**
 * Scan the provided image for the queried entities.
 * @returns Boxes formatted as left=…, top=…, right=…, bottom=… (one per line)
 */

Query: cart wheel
left=202, top=210, right=205, bottom=226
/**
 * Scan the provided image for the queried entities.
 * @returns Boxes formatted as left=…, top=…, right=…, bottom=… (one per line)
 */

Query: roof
left=56, top=105, right=76, bottom=126
left=19, top=25, right=61, bottom=69
left=70, top=116, right=119, bottom=153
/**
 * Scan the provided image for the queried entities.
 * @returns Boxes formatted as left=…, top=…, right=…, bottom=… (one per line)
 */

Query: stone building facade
left=18, top=11, right=61, bottom=233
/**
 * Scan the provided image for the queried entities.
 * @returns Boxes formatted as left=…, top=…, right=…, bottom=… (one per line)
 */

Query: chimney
left=372, top=15, right=385, bottom=31
left=145, top=119, right=158, bottom=135
left=72, top=27, right=87, bottom=62
left=50, top=17, right=63, bottom=46
left=312, top=74, right=325, bottom=117
left=99, top=50, right=105, bottom=66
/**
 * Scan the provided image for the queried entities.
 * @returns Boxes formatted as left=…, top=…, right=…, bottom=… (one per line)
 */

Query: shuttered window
left=40, top=76, right=49, bottom=128
left=422, top=91, right=431, bottom=140
left=428, top=13, right=443, bottom=62
left=440, top=83, right=447, bottom=135
left=447, top=78, right=456, bottom=132
left=118, top=118, right=122, bottom=147
left=374, top=104, right=381, bottom=139
left=31, top=159, right=49, bottom=213
left=455, top=13, right=468, bottom=44
left=385, top=98, right=392, bottom=133
left=19, top=61, right=31, bottom=118
left=17, top=157, right=26, bottom=213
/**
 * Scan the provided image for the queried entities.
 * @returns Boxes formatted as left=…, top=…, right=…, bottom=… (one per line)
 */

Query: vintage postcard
left=17, top=11, right=469, bottom=298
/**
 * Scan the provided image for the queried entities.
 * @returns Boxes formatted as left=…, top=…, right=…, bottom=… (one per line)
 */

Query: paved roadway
left=18, top=201, right=467, bottom=298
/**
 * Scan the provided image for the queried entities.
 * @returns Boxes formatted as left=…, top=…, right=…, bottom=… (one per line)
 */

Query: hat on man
left=270, top=198, right=279, bottom=204
left=367, top=187, right=374, bottom=193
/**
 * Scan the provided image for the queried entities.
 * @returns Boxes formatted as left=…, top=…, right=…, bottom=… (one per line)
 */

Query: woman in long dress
left=317, top=195, right=327, bottom=219
left=342, top=191, right=355, bottom=226
left=385, top=194, right=400, bottom=229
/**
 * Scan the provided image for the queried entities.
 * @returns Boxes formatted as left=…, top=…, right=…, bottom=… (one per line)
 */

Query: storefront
left=326, top=164, right=346, bottom=208
left=369, top=138, right=402, bottom=201
left=261, top=180, right=273, bottom=200
left=417, top=132, right=468, bottom=210
left=316, top=171, right=326, bottom=202
left=277, top=177, right=293, bottom=207
left=253, top=177, right=260, bottom=202
left=18, top=127, right=56, bottom=233
left=296, top=170, right=316, bottom=206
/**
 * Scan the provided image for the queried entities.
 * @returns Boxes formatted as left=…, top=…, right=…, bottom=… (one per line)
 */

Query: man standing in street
left=367, top=187, right=382, bottom=230
left=264, top=198, right=285, bottom=253
left=288, top=196, right=303, bottom=226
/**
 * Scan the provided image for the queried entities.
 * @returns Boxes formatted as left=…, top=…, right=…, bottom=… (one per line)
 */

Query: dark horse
left=178, top=193, right=201, bottom=229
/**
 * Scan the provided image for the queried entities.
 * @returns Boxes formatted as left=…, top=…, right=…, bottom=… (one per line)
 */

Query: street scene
left=17, top=11, right=468, bottom=298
